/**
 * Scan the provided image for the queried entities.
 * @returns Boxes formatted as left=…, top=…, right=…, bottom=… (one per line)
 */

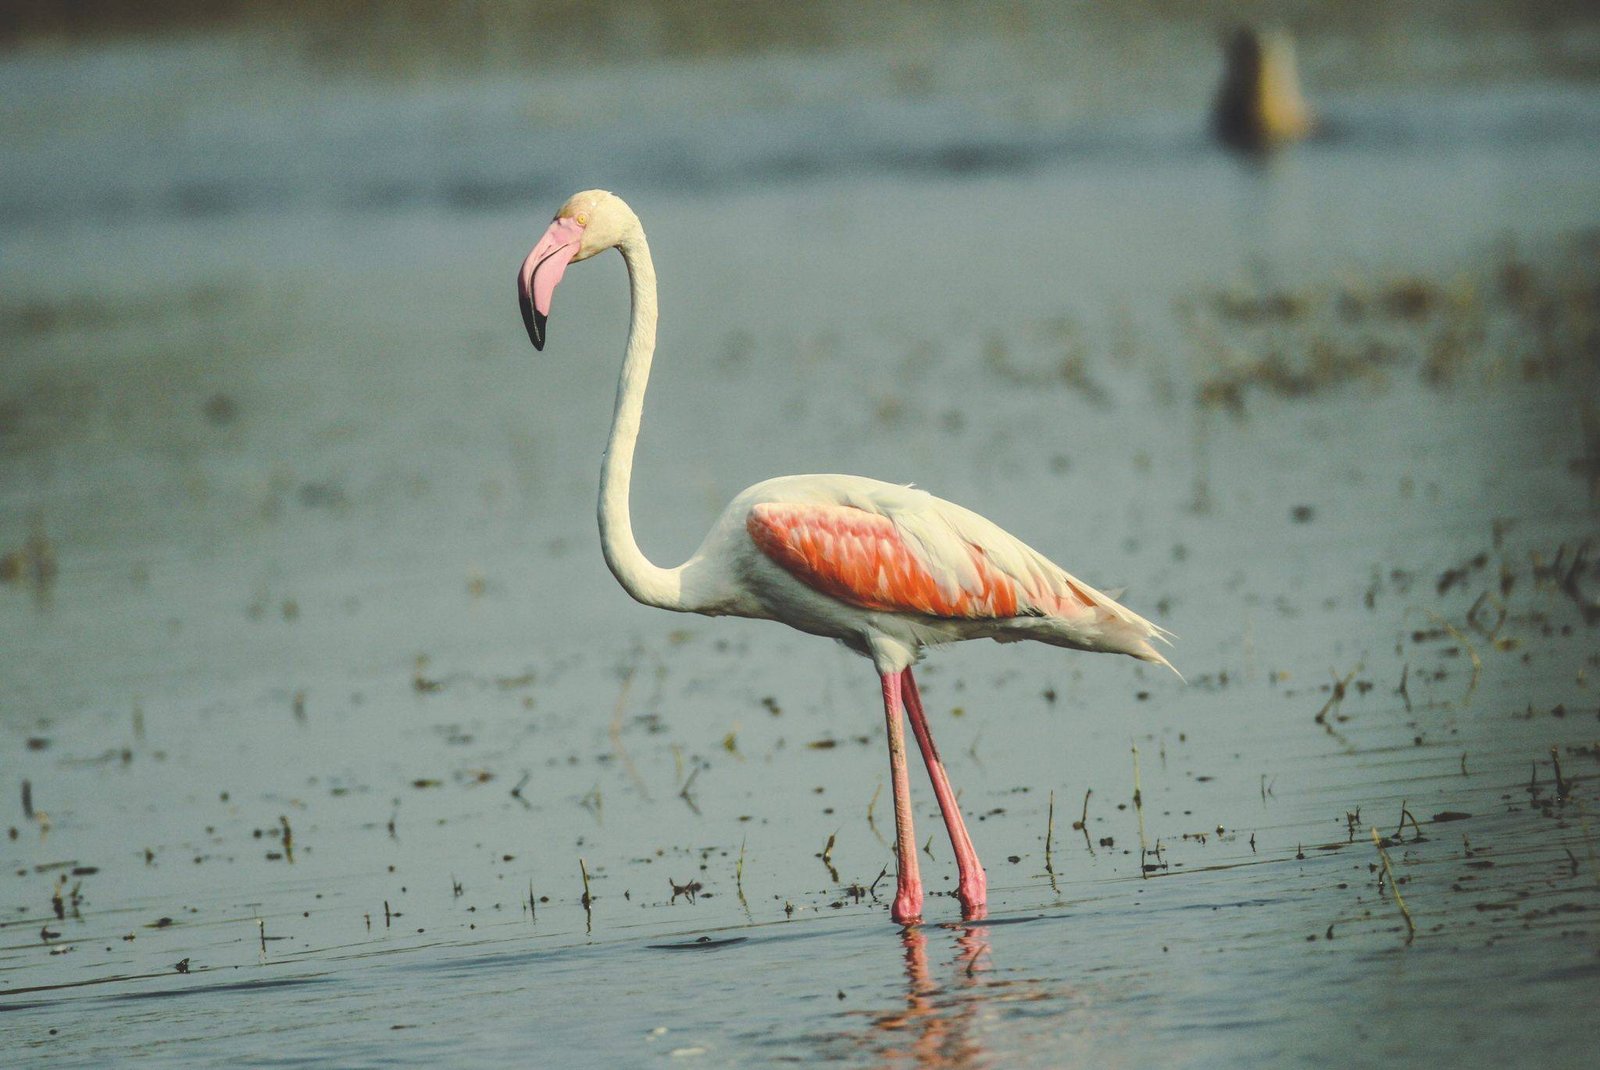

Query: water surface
left=3, top=7, right=1600, bottom=1067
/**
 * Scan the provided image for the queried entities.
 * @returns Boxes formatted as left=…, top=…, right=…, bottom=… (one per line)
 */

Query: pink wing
left=746, top=501, right=1094, bottom=620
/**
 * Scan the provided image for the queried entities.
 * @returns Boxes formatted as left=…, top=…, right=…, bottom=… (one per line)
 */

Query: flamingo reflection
left=872, top=925, right=992, bottom=1067
left=829, top=923, right=1052, bottom=1068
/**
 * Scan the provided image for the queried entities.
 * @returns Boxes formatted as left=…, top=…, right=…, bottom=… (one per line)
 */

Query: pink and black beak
left=517, top=216, right=586, bottom=350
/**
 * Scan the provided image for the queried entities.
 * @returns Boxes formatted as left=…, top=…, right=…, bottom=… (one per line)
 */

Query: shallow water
left=3, top=7, right=1600, bottom=1067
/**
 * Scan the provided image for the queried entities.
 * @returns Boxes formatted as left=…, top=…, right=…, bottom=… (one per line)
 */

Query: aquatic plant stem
left=1370, top=826, right=1416, bottom=944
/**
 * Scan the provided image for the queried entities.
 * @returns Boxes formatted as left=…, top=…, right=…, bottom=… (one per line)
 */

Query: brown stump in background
left=1214, top=27, right=1315, bottom=154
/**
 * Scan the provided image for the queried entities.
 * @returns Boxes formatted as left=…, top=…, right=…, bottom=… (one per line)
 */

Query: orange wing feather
left=747, top=502, right=1076, bottom=619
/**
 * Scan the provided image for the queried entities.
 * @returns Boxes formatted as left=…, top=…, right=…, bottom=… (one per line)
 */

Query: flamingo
left=517, top=190, right=1175, bottom=924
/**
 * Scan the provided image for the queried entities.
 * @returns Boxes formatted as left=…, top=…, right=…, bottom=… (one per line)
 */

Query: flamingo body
left=516, top=189, right=1175, bottom=924
left=675, top=473, right=1172, bottom=676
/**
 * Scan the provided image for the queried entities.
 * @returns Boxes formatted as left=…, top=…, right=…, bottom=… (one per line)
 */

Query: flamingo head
left=517, top=189, right=636, bottom=350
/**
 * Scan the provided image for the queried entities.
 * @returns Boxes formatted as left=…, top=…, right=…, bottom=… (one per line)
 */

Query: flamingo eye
left=576, top=212, right=589, bottom=226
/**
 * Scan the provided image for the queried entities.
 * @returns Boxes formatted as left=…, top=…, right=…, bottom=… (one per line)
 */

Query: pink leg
left=901, top=667, right=987, bottom=919
left=880, top=671, right=923, bottom=924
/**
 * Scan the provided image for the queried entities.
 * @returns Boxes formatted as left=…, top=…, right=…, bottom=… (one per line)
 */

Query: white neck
left=596, top=226, right=691, bottom=611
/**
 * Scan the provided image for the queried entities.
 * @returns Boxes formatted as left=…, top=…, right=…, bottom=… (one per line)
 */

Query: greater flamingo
left=517, top=190, right=1175, bottom=924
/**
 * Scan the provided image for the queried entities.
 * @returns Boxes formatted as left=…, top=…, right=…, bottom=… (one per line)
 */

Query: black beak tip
left=519, top=290, right=546, bottom=351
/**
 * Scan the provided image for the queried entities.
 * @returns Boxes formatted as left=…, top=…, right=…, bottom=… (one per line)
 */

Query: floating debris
left=0, top=515, right=58, bottom=607
left=202, top=393, right=238, bottom=426
left=646, top=936, right=747, bottom=951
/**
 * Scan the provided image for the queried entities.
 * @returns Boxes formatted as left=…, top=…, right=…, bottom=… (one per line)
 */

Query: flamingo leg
left=880, top=671, right=924, bottom=924
left=901, top=667, right=987, bottom=919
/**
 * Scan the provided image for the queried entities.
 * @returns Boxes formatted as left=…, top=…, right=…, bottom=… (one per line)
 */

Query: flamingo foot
left=892, top=886, right=924, bottom=925
left=958, top=872, right=988, bottom=920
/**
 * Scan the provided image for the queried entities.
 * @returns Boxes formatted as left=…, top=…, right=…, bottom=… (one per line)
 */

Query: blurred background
left=3, top=0, right=1596, bottom=712
left=2, top=3, right=1599, bottom=1066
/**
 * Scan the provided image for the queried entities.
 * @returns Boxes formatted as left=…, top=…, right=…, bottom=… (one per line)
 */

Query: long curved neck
left=597, top=228, right=689, bottom=610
